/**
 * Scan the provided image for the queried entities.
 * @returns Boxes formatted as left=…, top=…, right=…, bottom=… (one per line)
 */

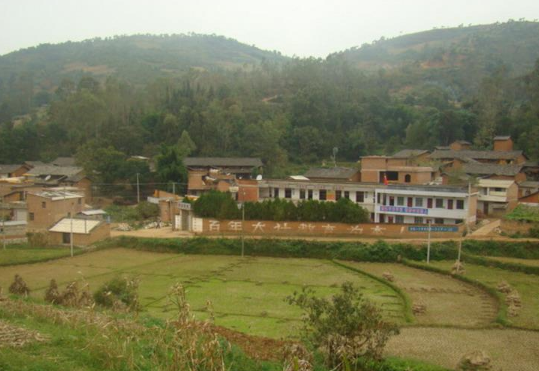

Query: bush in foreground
left=93, top=276, right=140, bottom=312
left=287, top=282, right=399, bottom=370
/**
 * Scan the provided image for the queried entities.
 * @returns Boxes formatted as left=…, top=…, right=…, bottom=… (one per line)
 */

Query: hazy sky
left=2, top=0, right=539, bottom=57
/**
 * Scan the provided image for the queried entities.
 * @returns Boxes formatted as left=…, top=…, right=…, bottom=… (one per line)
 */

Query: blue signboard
left=408, top=226, right=458, bottom=232
left=380, top=205, right=428, bottom=215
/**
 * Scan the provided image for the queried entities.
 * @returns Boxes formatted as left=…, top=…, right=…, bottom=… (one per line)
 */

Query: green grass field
left=0, top=248, right=404, bottom=338
left=0, top=245, right=81, bottom=266
left=488, top=256, right=539, bottom=267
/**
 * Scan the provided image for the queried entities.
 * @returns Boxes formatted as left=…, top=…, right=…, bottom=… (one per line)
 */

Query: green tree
left=155, top=145, right=187, bottom=191
left=287, top=282, right=399, bottom=369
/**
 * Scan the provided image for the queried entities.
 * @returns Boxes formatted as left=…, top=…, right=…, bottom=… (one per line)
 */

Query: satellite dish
left=44, top=175, right=51, bottom=181
left=256, top=175, right=263, bottom=180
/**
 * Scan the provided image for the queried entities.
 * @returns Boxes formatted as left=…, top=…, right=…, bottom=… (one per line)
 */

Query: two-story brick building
left=26, top=190, right=85, bottom=231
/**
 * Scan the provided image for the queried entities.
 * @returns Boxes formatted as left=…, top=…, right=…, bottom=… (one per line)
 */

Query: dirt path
left=470, top=219, right=501, bottom=237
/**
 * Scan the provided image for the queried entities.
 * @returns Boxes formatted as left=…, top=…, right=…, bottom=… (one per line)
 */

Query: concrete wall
left=199, top=218, right=463, bottom=239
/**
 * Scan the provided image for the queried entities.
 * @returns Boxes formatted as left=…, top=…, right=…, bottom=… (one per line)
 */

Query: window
left=285, top=188, right=292, bottom=199
left=435, top=218, right=444, bottom=224
left=356, top=191, right=364, bottom=203
left=448, top=200, right=454, bottom=210
left=41, top=202, right=46, bottom=209
left=386, top=171, right=398, bottom=181
left=344, top=191, right=350, bottom=199
left=435, top=198, right=444, bottom=208
left=308, top=190, right=313, bottom=200
left=397, top=197, right=404, bottom=206
left=404, top=174, right=411, bottom=183
left=299, top=189, right=306, bottom=199
left=494, top=187, right=504, bottom=192
left=427, top=198, right=433, bottom=208
left=336, top=190, right=342, bottom=200
left=407, top=197, right=413, bottom=207
left=395, top=215, right=404, bottom=224
left=62, top=233, right=70, bottom=244
left=389, top=196, right=395, bottom=206
left=29, top=213, right=34, bottom=221
left=455, top=219, right=463, bottom=224
left=78, top=198, right=82, bottom=205
left=274, top=188, right=279, bottom=198
left=319, top=190, right=327, bottom=201
left=456, top=200, right=464, bottom=209
left=415, top=198, right=423, bottom=207
left=414, top=217, right=423, bottom=224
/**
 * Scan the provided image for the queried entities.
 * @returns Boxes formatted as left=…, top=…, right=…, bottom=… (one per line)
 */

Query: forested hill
left=1, top=22, right=539, bottom=180
left=331, top=21, right=539, bottom=97
left=0, top=33, right=288, bottom=86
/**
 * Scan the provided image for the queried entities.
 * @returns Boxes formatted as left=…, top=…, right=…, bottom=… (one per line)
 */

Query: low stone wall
left=197, top=218, right=464, bottom=239
left=500, top=219, right=538, bottom=234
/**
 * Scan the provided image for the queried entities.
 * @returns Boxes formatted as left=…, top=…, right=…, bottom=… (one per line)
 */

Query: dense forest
left=1, top=21, right=539, bottom=183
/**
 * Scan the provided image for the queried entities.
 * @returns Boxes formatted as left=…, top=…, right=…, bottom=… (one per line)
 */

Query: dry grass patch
left=385, top=327, right=539, bottom=371
left=0, top=320, right=49, bottom=348
left=342, top=262, right=497, bottom=327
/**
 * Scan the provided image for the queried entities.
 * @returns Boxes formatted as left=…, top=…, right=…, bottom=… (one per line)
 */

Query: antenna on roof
left=331, top=147, right=338, bottom=168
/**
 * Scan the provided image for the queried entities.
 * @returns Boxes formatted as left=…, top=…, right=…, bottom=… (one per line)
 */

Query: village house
left=185, top=157, right=263, bottom=196
left=360, top=149, right=436, bottom=185
left=374, top=184, right=477, bottom=226
left=26, top=190, right=85, bottom=231
left=24, top=165, right=92, bottom=200
left=0, top=164, right=31, bottom=179
left=48, top=218, right=110, bottom=246
left=476, top=179, right=519, bottom=216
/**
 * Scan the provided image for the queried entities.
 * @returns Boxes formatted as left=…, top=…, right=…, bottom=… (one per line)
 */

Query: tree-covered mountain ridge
left=0, top=33, right=288, bottom=87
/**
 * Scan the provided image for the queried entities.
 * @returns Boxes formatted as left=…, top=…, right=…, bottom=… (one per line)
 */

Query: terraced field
left=425, top=260, right=539, bottom=329
left=0, top=249, right=404, bottom=338
left=339, top=261, right=497, bottom=326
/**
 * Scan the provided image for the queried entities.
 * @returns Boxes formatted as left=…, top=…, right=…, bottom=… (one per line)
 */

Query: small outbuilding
left=48, top=218, right=110, bottom=246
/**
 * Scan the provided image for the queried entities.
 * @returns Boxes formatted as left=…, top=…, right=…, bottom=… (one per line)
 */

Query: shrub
left=27, top=232, right=49, bottom=247
left=287, top=282, right=399, bottom=370
left=93, top=276, right=139, bottom=311
left=135, top=201, right=160, bottom=219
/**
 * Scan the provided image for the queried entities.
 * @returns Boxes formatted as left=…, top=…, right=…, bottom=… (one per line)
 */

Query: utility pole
left=136, top=173, right=140, bottom=204
left=1, top=195, right=6, bottom=250
left=457, top=239, right=463, bottom=263
left=70, top=211, right=74, bottom=258
left=241, top=197, right=245, bottom=258
left=427, top=220, right=432, bottom=264
left=172, top=182, right=176, bottom=196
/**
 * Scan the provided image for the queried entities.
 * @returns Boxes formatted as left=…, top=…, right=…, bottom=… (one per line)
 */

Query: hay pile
left=44, top=280, right=94, bottom=308
left=451, top=260, right=466, bottom=275
left=506, top=290, right=522, bottom=317
left=497, top=281, right=512, bottom=294
left=412, top=303, right=427, bottom=315
left=457, top=350, right=492, bottom=370
left=0, top=320, right=48, bottom=348
left=8, top=275, right=30, bottom=296
left=382, top=272, right=395, bottom=282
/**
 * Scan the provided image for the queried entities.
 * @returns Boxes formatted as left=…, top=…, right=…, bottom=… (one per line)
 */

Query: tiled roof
left=29, top=190, right=83, bottom=201
left=391, top=149, right=429, bottom=159
left=304, top=167, right=359, bottom=179
left=184, top=157, right=262, bottom=168
left=462, top=163, right=523, bottom=176
left=430, top=149, right=523, bottom=161
left=26, top=165, right=83, bottom=177
left=0, top=164, right=24, bottom=174
left=49, top=218, right=101, bottom=234
left=51, top=157, right=76, bottom=166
